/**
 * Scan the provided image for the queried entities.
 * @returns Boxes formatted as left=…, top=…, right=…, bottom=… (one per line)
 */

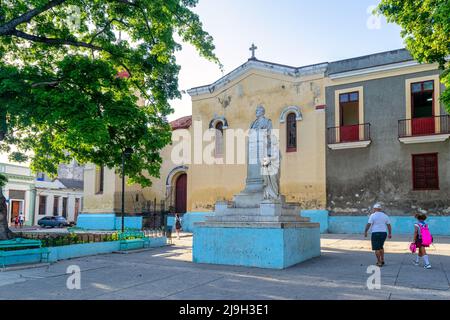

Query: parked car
left=38, top=216, right=69, bottom=228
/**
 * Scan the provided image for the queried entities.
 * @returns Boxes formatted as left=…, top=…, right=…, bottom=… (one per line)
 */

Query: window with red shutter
left=412, top=153, right=439, bottom=190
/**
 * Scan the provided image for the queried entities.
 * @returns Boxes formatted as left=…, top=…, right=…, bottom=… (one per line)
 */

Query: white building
left=34, top=178, right=84, bottom=225
left=0, top=162, right=35, bottom=226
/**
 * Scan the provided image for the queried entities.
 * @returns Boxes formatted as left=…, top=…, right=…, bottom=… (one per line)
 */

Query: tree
left=0, top=173, right=13, bottom=239
left=0, top=0, right=219, bottom=239
left=377, top=0, right=450, bottom=110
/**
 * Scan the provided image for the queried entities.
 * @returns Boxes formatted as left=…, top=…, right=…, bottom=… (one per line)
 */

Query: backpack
left=418, top=223, right=433, bottom=246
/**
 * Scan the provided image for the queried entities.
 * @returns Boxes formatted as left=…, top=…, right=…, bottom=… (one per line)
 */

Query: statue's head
left=256, top=105, right=265, bottom=118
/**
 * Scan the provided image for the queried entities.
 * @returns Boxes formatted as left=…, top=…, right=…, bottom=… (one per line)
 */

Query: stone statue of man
left=249, top=105, right=273, bottom=164
left=243, top=105, right=276, bottom=194
left=250, top=105, right=273, bottom=132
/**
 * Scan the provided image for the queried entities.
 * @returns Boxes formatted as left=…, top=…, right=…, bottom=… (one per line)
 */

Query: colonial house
left=325, top=49, right=449, bottom=216
left=33, top=161, right=84, bottom=224
left=34, top=178, right=83, bottom=225
left=0, top=162, right=35, bottom=226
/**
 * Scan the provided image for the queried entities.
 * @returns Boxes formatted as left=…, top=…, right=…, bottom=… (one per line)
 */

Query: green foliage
left=0, top=0, right=219, bottom=185
left=378, top=0, right=450, bottom=111
left=0, top=173, right=6, bottom=188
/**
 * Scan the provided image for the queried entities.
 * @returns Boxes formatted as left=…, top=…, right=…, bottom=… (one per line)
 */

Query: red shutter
left=412, top=154, right=439, bottom=190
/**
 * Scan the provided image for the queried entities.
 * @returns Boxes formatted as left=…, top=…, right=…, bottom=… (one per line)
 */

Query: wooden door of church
left=175, top=174, right=187, bottom=214
left=11, top=201, right=20, bottom=223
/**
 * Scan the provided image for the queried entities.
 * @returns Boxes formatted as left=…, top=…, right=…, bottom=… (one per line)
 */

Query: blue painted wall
left=1, top=248, right=44, bottom=267
left=76, top=214, right=142, bottom=230
left=301, top=210, right=329, bottom=233
left=167, top=212, right=214, bottom=232
left=329, top=215, right=450, bottom=236
left=115, top=217, right=143, bottom=230
left=181, top=212, right=214, bottom=233
left=48, top=241, right=120, bottom=262
left=172, top=211, right=450, bottom=236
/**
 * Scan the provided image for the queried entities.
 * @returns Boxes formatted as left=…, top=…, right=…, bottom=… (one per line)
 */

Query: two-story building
left=325, top=49, right=449, bottom=216
left=0, top=162, right=35, bottom=226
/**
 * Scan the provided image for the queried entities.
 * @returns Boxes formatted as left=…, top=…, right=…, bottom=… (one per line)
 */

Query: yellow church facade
left=82, top=58, right=329, bottom=215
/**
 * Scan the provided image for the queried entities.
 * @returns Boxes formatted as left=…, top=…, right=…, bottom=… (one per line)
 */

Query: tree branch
left=89, top=18, right=131, bottom=44
left=11, top=29, right=106, bottom=52
left=0, top=0, right=68, bottom=36
left=31, top=81, right=60, bottom=88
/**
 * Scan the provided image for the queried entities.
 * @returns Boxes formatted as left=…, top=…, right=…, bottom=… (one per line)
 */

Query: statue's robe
left=244, top=116, right=273, bottom=193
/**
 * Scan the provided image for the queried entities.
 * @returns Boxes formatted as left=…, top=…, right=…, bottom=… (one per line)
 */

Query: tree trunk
left=0, top=188, right=13, bottom=240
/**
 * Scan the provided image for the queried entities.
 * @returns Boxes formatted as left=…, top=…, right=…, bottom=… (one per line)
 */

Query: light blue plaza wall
left=182, top=210, right=450, bottom=236
left=328, top=215, right=450, bottom=236
left=167, top=212, right=214, bottom=232
left=76, top=214, right=142, bottom=230
left=193, top=226, right=320, bottom=269
left=115, top=216, right=143, bottom=230
left=167, top=216, right=174, bottom=228
left=301, top=210, right=329, bottom=233
left=1, top=248, right=44, bottom=267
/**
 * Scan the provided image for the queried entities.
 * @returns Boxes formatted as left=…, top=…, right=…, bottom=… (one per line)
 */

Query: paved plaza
left=1, top=234, right=450, bottom=300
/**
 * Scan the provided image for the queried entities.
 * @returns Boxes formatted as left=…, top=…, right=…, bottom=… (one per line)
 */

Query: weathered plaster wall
left=83, top=141, right=186, bottom=214
left=326, top=68, right=450, bottom=216
left=82, top=165, right=116, bottom=213
left=189, top=69, right=327, bottom=211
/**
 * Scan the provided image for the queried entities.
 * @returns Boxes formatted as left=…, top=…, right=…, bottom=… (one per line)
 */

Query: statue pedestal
left=193, top=195, right=321, bottom=269
left=193, top=106, right=320, bottom=269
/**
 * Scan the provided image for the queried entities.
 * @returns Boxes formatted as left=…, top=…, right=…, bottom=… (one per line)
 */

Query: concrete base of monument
left=192, top=222, right=321, bottom=269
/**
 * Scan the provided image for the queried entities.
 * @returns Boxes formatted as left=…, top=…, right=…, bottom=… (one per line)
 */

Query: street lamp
left=121, top=147, right=133, bottom=233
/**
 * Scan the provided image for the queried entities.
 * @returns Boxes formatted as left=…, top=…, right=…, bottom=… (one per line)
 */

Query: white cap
left=373, top=203, right=382, bottom=209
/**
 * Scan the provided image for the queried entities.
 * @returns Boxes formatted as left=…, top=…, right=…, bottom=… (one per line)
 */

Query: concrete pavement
left=1, top=234, right=450, bottom=300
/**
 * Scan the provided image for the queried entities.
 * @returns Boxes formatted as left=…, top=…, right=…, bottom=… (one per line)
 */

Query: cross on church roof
left=249, top=43, right=257, bottom=60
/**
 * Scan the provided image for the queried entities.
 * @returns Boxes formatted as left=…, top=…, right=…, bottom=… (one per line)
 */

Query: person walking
left=413, top=214, right=433, bottom=269
left=18, top=212, right=25, bottom=228
left=364, top=203, right=392, bottom=267
left=175, top=213, right=182, bottom=240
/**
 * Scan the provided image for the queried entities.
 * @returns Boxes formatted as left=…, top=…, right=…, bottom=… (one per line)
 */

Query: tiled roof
left=170, top=116, right=192, bottom=130
left=117, top=70, right=130, bottom=79
left=59, top=178, right=84, bottom=190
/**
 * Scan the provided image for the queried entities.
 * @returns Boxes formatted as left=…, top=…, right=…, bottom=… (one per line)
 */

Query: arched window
left=286, top=113, right=297, bottom=152
left=215, top=122, right=224, bottom=157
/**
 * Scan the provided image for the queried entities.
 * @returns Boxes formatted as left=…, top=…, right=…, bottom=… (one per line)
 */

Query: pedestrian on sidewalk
left=14, top=215, right=19, bottom=228
left=175, top=213, right=182, bottom=240
left=18, top=212, right=25, bottom=228
left=365, top=203, right=392, bottom=267
left=413, top=213, right=433, bottom=269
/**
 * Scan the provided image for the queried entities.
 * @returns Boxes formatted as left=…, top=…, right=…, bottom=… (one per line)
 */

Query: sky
left=169, top=0, right=405, bottom=121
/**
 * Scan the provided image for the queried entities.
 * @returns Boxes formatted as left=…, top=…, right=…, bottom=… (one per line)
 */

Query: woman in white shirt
left=364, top=203, right=392, bottom=267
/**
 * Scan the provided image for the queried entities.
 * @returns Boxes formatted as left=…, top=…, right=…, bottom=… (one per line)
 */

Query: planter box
left=1, top=248, right=49, bottom=267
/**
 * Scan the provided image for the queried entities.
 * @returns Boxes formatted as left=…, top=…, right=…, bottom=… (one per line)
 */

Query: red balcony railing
left=327, top=123, right=371, bottom=144
left=399, top=115, right=450, bottom=138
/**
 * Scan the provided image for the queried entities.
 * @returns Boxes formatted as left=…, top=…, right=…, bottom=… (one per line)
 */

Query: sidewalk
left=0, top=234, right=449, bottom=300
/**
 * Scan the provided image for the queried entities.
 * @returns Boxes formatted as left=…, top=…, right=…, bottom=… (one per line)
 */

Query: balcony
left=327, top=123, right=371, bottom=150
left=398, top=115, right=450, bottom=144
